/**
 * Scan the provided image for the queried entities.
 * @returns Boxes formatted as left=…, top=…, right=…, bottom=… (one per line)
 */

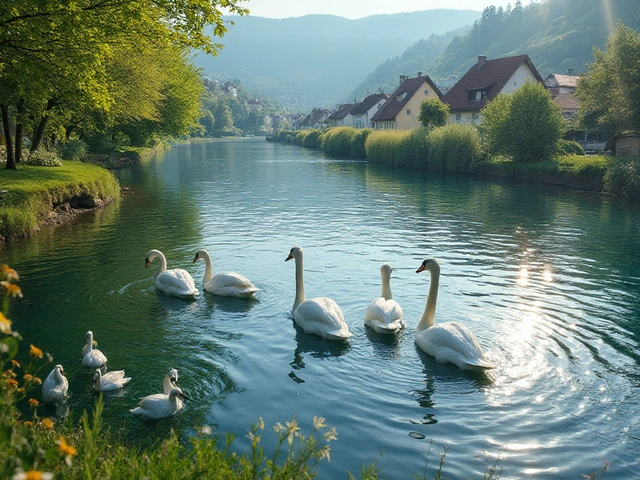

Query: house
left=326, top=103, right=356, bottom=128
left=544, top=70, right=578, bottom=95
left=371, top=73, right=442, bottom=130
left=297, top=108, right=332, bottom=130
left=350, top=93, right=388, bottom=129
left=442, top=54, right=544, bottom=125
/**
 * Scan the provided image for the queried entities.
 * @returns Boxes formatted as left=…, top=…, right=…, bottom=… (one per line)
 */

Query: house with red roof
left=371, top=73, right=442, bottom=130
left=351, top=93, right=388, bottom=129
left=326, top=103, right=357, bottom=128
left=442, top=54, right=544, bottom=125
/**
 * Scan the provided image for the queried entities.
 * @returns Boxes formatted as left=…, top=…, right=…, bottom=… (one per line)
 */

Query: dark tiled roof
left=553, top=93, right=580, bottom=110
left=327, top=103, right=356, bottom=121
left=299, top=107, right=331, bottom=127
left=442, top=54, right=544, bottom=113
left=371, top=76, right=442, bottom=122
left=351, top=93, right=388, bottom=115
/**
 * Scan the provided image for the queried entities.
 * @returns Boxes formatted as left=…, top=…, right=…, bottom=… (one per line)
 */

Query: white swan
left=365, top=263, right=406, bottom=334
left=42, top=365, right=68, bottom=404
left=285, top=247, right=351, bottom=341
left=93, top=369, right=131, bottom=392
left=193, top=249, right=258, bottom=297
left=163, top=368, right=179, bottom=395
left=415, top=258, right=496, bottom=371
left=145, top=249, right=199, bottom=297
left=82, top=331, right=107, bottom=368
left=130, top=386, right=188, bottom=420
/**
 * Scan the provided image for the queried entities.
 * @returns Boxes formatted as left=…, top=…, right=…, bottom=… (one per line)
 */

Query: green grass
left=0, top=161, right=120, bottom=240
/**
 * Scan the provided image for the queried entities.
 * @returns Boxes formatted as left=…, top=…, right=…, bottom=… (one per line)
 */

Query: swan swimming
left=130, top=386, right=188, bottom=420
left=42, top=364, right=68, bottom=404
left=193, top=249, right=258, bottom=297
left=285, top=247, right=351, bottom=341
left=93, top=369, right=131, bottom=392
left=145, top=249, right=199, bottom=298
left=82, top=331, right=107, bottom=368
left=415, top=258, right=496, bottom=371
left=365, top=263, right=406, bottom=334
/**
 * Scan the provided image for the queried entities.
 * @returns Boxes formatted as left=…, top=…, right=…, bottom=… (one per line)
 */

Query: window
left=514, top=82, right=517, bottom=88
left=472, top=113, right=479, bottom=120
left=406, top=109, right=411, bottom=115
left=456, top=113, right=461, bottom=121
left=424, top=90, right=429, bottom=95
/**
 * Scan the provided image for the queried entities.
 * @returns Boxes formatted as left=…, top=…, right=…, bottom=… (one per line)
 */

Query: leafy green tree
left=418, top=98, right=450, bottom=130
left=479, top=81, right=565, bottom=162
left=576, top=22, right=640, bottom=135
left=0, top=0, right=248, bottom=169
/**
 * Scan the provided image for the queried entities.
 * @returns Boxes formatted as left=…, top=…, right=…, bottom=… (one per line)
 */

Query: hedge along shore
left=0, top=161, right=121, bottom=241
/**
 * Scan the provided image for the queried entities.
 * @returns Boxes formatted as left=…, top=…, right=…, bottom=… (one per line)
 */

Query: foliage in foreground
left=0, top=161, right=120, bottom=240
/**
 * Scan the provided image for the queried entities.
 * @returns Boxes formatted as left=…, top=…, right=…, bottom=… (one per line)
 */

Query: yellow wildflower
left=6, top=378, right=18, bottom=388
left=313, top=416, right=326, bottom=430
left=24, top=421, right=33, bottom=427
left=29, top=344, right=43, bottom=359
left=1, top=281, right=22, bottom=298
left=28, top=398, right=39, bottom=407
left=284, top=418, right=300, bottom=446
left=1, top=265, right=19, bottom=281
left=12, top=471, right=54, bottom=480
left=0, top=312, right=11, bottom=334
left=11, top=359, right=20, bottom=368
left=40, top=418, right=54, bottom=430
left=23, top=373, right=33, bottom=381
left=56, top=436, right=77, bottom=466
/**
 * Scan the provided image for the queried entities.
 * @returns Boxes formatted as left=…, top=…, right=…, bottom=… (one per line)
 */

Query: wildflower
left=24, top=421, right=33, bottom=427
left=29, top=344, right=43, bottom=359
left=0, top=312, right=12, bottom=334
left=313, top=416, right=326, bottom=430
left=28, top=398, right=39, bottom=408
left=40, top=418, right=54, bottom=430
left=323, top=427, right=337, bottom=442
left=1, top=265, right=19, bottom=281
left=12, top=470, right=54, bottom=480
left=11, top=359, right=21, bottom=368
left=56, top=436, right=77, bottom=466
left=6, top=378, right=18, bottom=388
left=247, top=430, right=261, bottom=448
left=1, top=281, right=23, bottom=298
left=199, top=425, right=212, bottom=436
left=258, top=417, right=264, bottom=430
left=24, top=374, right=33, bottom=381
left=284, top=418, right=300, bottom=446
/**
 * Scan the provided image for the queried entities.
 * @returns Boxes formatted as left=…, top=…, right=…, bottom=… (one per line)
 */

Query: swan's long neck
left=151, top=250, right=167, bottom=280
left=417, top=265, right=440, bottom=332
left=200, top=250, right=214, bottom=284
left=381, top=270, right=393, bottom=300
left=54, top=368, right=64, bottom=385
left=293, top=255, right=306, bottom=313
left=86, top=333, right=93, bottom=352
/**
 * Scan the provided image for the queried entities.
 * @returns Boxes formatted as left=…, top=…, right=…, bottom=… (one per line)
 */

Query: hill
left=351, top=0, right=640, bottom=102
left=194, top=10, right=481, bottom=111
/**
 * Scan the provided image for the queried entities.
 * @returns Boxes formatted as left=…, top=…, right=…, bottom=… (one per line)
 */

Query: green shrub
left=427, top=124, right=481, bottom=173
left=301, top=130, right=323, bottom=149
left=0, top=145, right=6, bottom=163
left=604, top=157, right=640, bottom=198
left=350, top=129, right=373, bottom=158
left=24, top=148, right=62, bottom=167
left=322, top=127, right=356, bottom=157
left=556, top=139, right=585, bottom=156
left=57, top=140, right=88, bottom=161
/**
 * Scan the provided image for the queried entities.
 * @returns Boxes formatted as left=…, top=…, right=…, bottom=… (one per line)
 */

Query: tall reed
left=426, top=124, right=481, bottom=173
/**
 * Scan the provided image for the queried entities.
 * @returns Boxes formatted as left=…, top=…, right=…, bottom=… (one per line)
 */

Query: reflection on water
left=2, top=139, right=640, bottom=479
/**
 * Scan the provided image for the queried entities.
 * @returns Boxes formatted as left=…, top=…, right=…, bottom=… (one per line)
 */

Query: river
left=2, top=138, right=639, bottom=478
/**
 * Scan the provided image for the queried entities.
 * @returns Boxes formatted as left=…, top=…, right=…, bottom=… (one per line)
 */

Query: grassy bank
left=0, top=161, right=121, bottom=241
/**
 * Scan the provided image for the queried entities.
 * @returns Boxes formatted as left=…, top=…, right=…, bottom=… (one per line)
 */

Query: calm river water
left=2, top=138, right=640, bottom=479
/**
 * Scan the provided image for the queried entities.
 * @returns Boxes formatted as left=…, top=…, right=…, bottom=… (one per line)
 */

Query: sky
left=241, top=0, right=524, bottom=20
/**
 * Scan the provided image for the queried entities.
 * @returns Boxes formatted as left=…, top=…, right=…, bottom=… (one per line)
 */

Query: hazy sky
left=242, top=0, right=522, bottom=19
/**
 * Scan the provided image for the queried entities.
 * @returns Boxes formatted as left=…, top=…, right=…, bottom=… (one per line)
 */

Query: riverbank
left=0, top=161, right=121, bottom=241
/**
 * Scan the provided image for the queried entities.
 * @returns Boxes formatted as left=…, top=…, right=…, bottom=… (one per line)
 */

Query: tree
left=418, top=98, right=450, bottom=130
left=0, top=0, right=248, bottom=168
left=576, top=22, right=640, bottom=135
left=479, top=81, right=565, bottom=162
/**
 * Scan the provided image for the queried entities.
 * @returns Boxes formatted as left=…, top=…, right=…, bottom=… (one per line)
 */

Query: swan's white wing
left=100, top=370, right=131, bottom=391
left=205, top=272, right=258, bottom=297
left=365, top=297, right=405, bottom=334
left=294, top=297, right=352, bottom=340
left=156, top=269, right=199, bottom=297
left=42, top=369, right=68, bottom=403
left=102, top=370, right=126, bottom=381
left=82, top=349, right=107, bottom=368
left=416, top=322, right=495, bottom=370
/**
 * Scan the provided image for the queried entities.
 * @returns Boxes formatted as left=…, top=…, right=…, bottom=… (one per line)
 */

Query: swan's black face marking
left=285, top=249, right=294, bottom=262
left=193, top=253, right=200, bottom=263
left=145, top=258, right=150, bottom=268
left=416, top=259, right=435, bottom=273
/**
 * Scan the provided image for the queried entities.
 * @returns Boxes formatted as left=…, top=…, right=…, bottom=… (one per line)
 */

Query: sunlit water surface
left=3, top=139, right=640, bottom=479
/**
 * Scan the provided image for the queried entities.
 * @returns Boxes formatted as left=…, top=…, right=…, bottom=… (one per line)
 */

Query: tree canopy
left=576, top=22, right=640, bottom=135
left=479, top=81, right=565, bottom=162
left=418, top=98, right=450, bottom=130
